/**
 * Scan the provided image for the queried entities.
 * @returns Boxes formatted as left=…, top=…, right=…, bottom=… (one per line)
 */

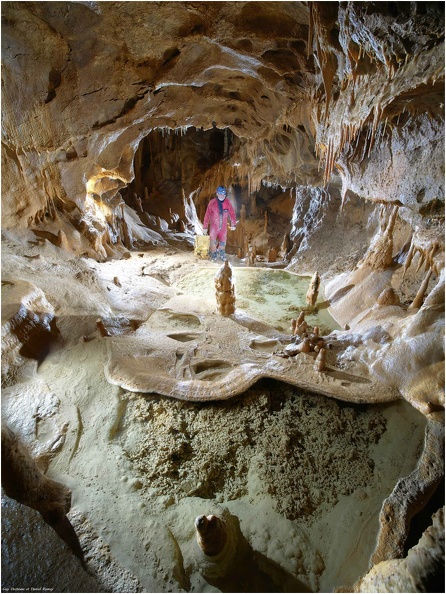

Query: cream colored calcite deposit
left=356, top=507, right=444, bottom=593
left=1, top=1, right=444, bottom=592
left=214, top=260, right=236, bottom=316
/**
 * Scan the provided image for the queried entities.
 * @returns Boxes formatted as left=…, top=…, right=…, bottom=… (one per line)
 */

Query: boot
left=209, top=251, right=218, bottom=262
left=218, top=249, right=227, bottom=261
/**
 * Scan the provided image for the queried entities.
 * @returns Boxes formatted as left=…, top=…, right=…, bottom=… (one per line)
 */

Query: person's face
left=217, top=191, right=226, bottom=201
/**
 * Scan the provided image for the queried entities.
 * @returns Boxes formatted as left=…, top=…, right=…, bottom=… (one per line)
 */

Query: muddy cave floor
left=0, top=232, right=434, bottom=592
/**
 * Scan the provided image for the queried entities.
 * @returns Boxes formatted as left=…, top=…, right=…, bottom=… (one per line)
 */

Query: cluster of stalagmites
left=276, top=310, right=330, bottom=373
left=232, top=203, right=292, bottom=266
left=215, top=261, right=236, bottom=316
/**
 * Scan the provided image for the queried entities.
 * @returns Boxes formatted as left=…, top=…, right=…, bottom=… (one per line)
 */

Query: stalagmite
left=240, top=204, right=246, bottom=224
left=195, top=514, right=227, bottom=557
left=362, top=205, right=399, bottom=271
left=215, top=260, right=235, bottom=316
left=314, top=348, right=327, bottom=372
left=56, top=230, right=71, bottom=252
left=243, top=236, right=249, bottom=258
left=409, top=270, right=433, bottom=310
left=267, top=246, right=277, bottom=263
left=193, top=509, right=239, bottom=580
left=377, top=287, right=401, bottom=306
left=134, top=194, right=143, bottom=213
left=306, top=271, right=320, bottom=310
left=296, top=337, right=311, bottom=353
left=280, top=233, right=291, bottom=260
left=120, top=204, right=132, bottom=249
left=246, top=245, right=256, bottom=267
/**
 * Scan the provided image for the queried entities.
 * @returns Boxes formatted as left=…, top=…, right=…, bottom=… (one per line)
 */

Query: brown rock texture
left=1, top=1, right=444, bottom=592
left=370, top=414, right=445, bottom=567
left=356, top=507, right=444, bottom=593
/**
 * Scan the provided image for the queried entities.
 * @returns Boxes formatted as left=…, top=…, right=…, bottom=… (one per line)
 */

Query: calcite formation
left=1, top=1, right=444, bottom=593
left=314, top=347, right=327, bottom=373
left=306, top=271, right=320, bottom=310
left=1, top=425, right=82, bottom=560
left=195, top=514, right=228, bottom=557
left=355, top=507, right=445, bottom=593
left=192, top=508, right=239, bottom=580
left=215, top=260, right=236, bottom=316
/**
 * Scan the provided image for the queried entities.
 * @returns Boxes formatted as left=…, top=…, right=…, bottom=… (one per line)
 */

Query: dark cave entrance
left=120, top=125, right=233, bottom=224
left=120, top=126, right=295, bottom=257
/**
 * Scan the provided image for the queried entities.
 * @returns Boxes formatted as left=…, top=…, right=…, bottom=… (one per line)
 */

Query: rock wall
left=2, top=2, right=443, bottom=277
left=1, top=1, right=444, bottom=592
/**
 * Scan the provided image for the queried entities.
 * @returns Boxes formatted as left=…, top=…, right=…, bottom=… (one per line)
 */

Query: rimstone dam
left=1, top=2, right=444, bottom=593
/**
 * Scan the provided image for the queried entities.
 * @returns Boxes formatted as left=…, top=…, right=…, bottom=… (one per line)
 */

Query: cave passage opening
left=117, top=125, right=296, bottom=258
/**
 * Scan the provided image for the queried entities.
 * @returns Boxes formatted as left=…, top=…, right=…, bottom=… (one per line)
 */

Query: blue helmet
left=216, top=186, right=227, bottom=195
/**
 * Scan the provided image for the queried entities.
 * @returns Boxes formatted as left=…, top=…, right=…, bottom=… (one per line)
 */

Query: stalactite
left=425, top=243, right=439, bottom=272
left=307, top=2, right=314, bottom=60
left=324, top=140, right=334, bottom=186
left=403, top=238, right=415, bottom=278
left=223, top=128, right=229, bottom=158
left=340, top=183, right=348, bottom=211
left=367, top=105, right=382, bottom=157
left=416, top=252, right=425, bottom=274
left=409, top=270, right=433, bottom=310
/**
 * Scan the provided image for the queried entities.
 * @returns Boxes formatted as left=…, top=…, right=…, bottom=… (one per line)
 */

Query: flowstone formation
left=1, top=1, right=444, bottom=593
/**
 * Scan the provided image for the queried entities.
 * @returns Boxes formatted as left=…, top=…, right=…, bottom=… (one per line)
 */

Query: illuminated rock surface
left=1, top=2, right=444, bottom=593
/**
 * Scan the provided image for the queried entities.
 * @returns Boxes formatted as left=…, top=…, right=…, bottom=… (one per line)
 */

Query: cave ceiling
left=1, top=4, right=445, bottom=590
left=2, top=1, right=444, bottom=230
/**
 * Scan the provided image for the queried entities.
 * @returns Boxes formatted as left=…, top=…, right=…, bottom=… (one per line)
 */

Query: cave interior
left=1, top=1, right=445, bottom=593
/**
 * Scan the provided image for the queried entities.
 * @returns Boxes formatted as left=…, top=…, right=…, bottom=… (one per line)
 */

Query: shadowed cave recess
left=1, top=2, right=444, bottom=593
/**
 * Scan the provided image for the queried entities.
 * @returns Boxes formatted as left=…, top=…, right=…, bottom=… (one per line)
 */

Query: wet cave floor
left=115, top=379, right=426, bottom=592
left=174, top=266, right=341, bottom=334
left=1, top=245, right=429, bottom=592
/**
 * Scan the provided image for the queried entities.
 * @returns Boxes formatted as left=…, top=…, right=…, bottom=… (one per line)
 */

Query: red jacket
left=203, top=197, right=236, bottom=231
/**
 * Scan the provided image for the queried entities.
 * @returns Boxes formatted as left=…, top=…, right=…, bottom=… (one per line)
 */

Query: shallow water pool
left=175, top=266, right=341, bottom=334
